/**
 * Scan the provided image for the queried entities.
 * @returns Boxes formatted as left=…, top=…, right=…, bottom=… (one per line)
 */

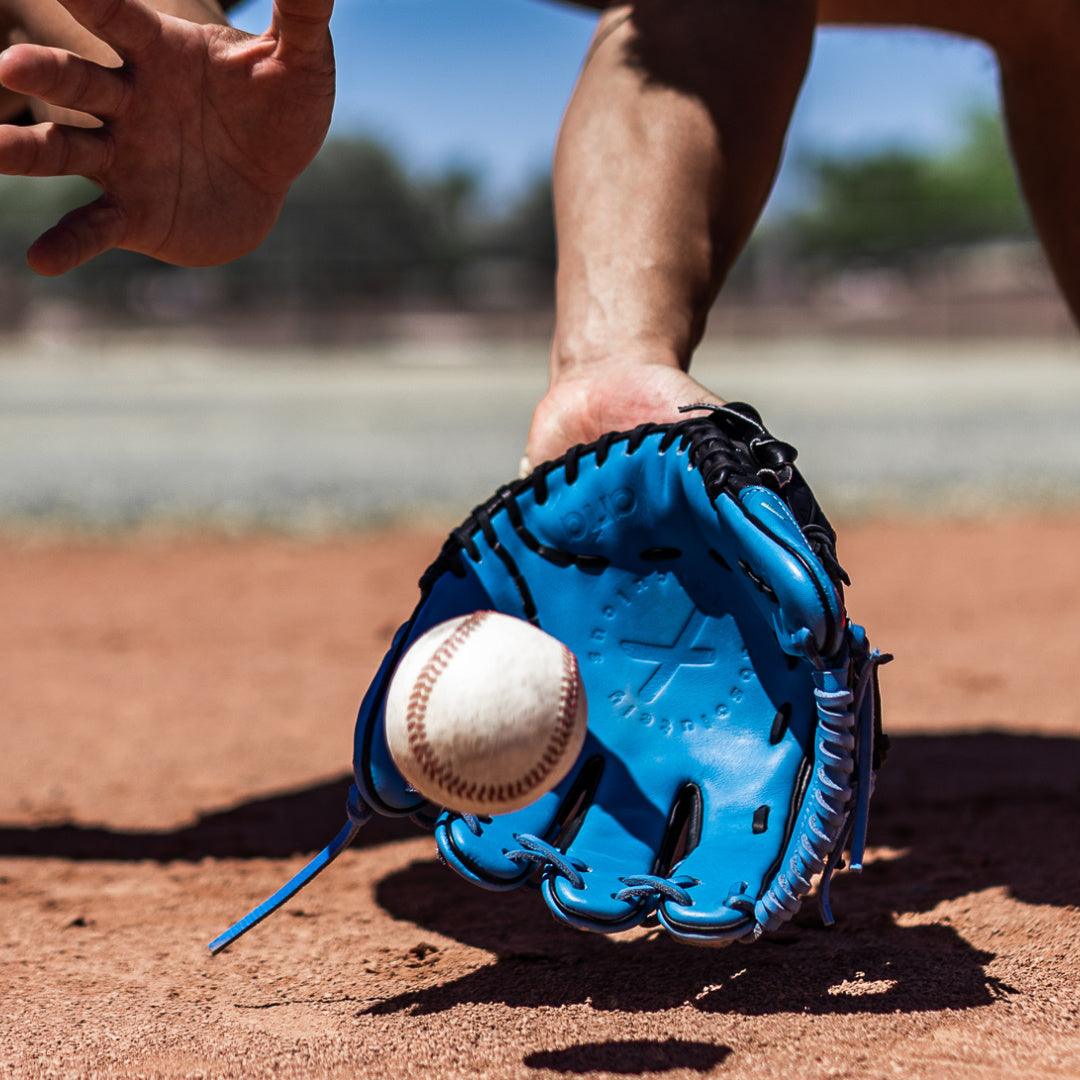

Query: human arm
left=526, top=1, right=815, bottom=465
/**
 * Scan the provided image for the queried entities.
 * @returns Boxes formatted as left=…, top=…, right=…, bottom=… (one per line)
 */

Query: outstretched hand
left=525, top=361, right=725, bottom=469
left=0, top=0, right=335, bottom=275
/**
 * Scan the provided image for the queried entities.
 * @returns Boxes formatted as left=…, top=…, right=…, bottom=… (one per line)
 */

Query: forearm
left=1, top=0, right=228, bottom=124
left=551, top=0, right=814, bottom=379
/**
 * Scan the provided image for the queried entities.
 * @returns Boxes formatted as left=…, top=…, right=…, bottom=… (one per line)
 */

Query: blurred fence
left=0, top=109, right=1073, bottom=343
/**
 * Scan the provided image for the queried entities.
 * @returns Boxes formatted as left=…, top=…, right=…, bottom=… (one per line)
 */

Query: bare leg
left=819, top=0, right=1023, bottom=40
left=996, top=15, right=1080, bottom=325
left=528, top=0, right=815, bottom=461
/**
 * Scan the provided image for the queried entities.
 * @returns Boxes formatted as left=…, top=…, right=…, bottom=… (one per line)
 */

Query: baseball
left=384, top=611, right=588, bottom=815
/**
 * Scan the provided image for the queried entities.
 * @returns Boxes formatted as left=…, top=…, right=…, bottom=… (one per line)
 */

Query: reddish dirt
left=1, top=521, right=1079, bottom=1079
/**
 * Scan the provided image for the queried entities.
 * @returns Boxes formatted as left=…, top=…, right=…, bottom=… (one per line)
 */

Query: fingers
left=0, top=46, right=129, bottom=120
left=27, top=197, right=126, bottom=276
left=0, top=123, right=111, bottom=179
left=52, top=0, right=161, bottom=58
left=271, top=0, right=334, bottom=54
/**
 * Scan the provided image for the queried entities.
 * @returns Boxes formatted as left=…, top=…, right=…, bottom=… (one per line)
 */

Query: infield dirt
left=2, top=521, right=1079, bottom=1078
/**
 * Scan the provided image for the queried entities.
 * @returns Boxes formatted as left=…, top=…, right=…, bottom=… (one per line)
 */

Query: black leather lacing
left=802, top=523, right=851, bottom=587
left=418, top=404, right=847, bottom=599
left=681, top=403, right=850, bottom=587
left=419, top=422, right=684, bottom=594
left=678, top=402, right=798, bottom=495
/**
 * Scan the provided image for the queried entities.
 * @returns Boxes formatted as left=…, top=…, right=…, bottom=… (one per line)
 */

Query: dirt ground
left=2, top=520, right=1079, bottom=1079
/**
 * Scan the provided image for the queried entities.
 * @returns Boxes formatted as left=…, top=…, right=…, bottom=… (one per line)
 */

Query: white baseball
left=384, top=611, right=588, bottom=815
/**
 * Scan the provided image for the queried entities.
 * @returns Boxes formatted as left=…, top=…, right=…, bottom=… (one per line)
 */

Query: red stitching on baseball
left=403, top=614, right=582, bottom=807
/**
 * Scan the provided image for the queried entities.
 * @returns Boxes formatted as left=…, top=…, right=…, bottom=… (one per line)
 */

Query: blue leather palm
left=353, top=429, right=850, bottom=942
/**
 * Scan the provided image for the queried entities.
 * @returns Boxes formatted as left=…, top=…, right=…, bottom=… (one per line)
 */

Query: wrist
left=549, top=338, right=687, bottom=386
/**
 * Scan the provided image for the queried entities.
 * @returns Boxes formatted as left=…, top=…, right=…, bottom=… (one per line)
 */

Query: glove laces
left=817, top=647, right=892, bottom=925
left=613, top=874, right=698, bottom=906
left=504, top=833, right=588, bottom=890
left=505, top=836, right=700, bottom=910
left=207, top=784, right=372, bottom=955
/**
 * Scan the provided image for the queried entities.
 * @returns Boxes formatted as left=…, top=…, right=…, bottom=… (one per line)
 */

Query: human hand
left=0, top=0, right=335, bottom=275
left=525, top=360, right=725, bottom=469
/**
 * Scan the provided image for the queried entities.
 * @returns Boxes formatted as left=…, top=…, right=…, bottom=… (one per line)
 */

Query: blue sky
left=235, top=0, right=1001, bottom=200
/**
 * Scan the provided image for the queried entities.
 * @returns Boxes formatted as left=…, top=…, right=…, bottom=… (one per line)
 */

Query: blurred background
left=1, top=0, right=1077, bottom=530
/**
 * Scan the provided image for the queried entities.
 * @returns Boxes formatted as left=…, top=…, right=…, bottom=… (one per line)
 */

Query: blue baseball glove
left=210, top=403, right=889, bottom=953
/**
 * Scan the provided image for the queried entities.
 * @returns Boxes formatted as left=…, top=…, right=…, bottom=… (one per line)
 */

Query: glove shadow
left=364, top=729, right=1076, bottom=1016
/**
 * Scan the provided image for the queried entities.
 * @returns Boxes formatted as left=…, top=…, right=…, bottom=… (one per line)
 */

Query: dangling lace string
left=207, top=785, right=372, bottom=955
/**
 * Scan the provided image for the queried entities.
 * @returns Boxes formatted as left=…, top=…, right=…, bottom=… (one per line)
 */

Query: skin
left=0, top=0, right=335, bottom=275
left=0, top=0, right=228, bottom=126
left=526, top=0, right=1080, bottom=465
left=0, top=0, right=1077, bottom=466
left=526, top=0, right=814, bottom=464
left=819, top=0, right=1080, bottom=327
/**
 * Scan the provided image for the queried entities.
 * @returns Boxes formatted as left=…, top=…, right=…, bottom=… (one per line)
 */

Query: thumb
left=271, top=0, right=334, bottom=55
left=27, top=196, right=125, bottom=276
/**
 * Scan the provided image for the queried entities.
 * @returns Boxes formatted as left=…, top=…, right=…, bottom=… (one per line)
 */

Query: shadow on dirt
left=523, top=1040, right=732, bottom=1074
left=364, top=859, right=1008, bottom=1017
left=0, top=775, right=413, bottom=860
left=358, top=732, right=1078, bottom=1018
left=2, top=733, right=1076, bottom=898
left=1, top=731, right=1076, bottom=1020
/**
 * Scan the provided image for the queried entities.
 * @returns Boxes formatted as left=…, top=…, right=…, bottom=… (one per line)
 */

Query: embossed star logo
left=621, top=608, right=717, bottom=704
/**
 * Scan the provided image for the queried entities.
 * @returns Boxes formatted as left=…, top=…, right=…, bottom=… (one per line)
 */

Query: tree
left=787, top=110, right=1034, bottom=270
